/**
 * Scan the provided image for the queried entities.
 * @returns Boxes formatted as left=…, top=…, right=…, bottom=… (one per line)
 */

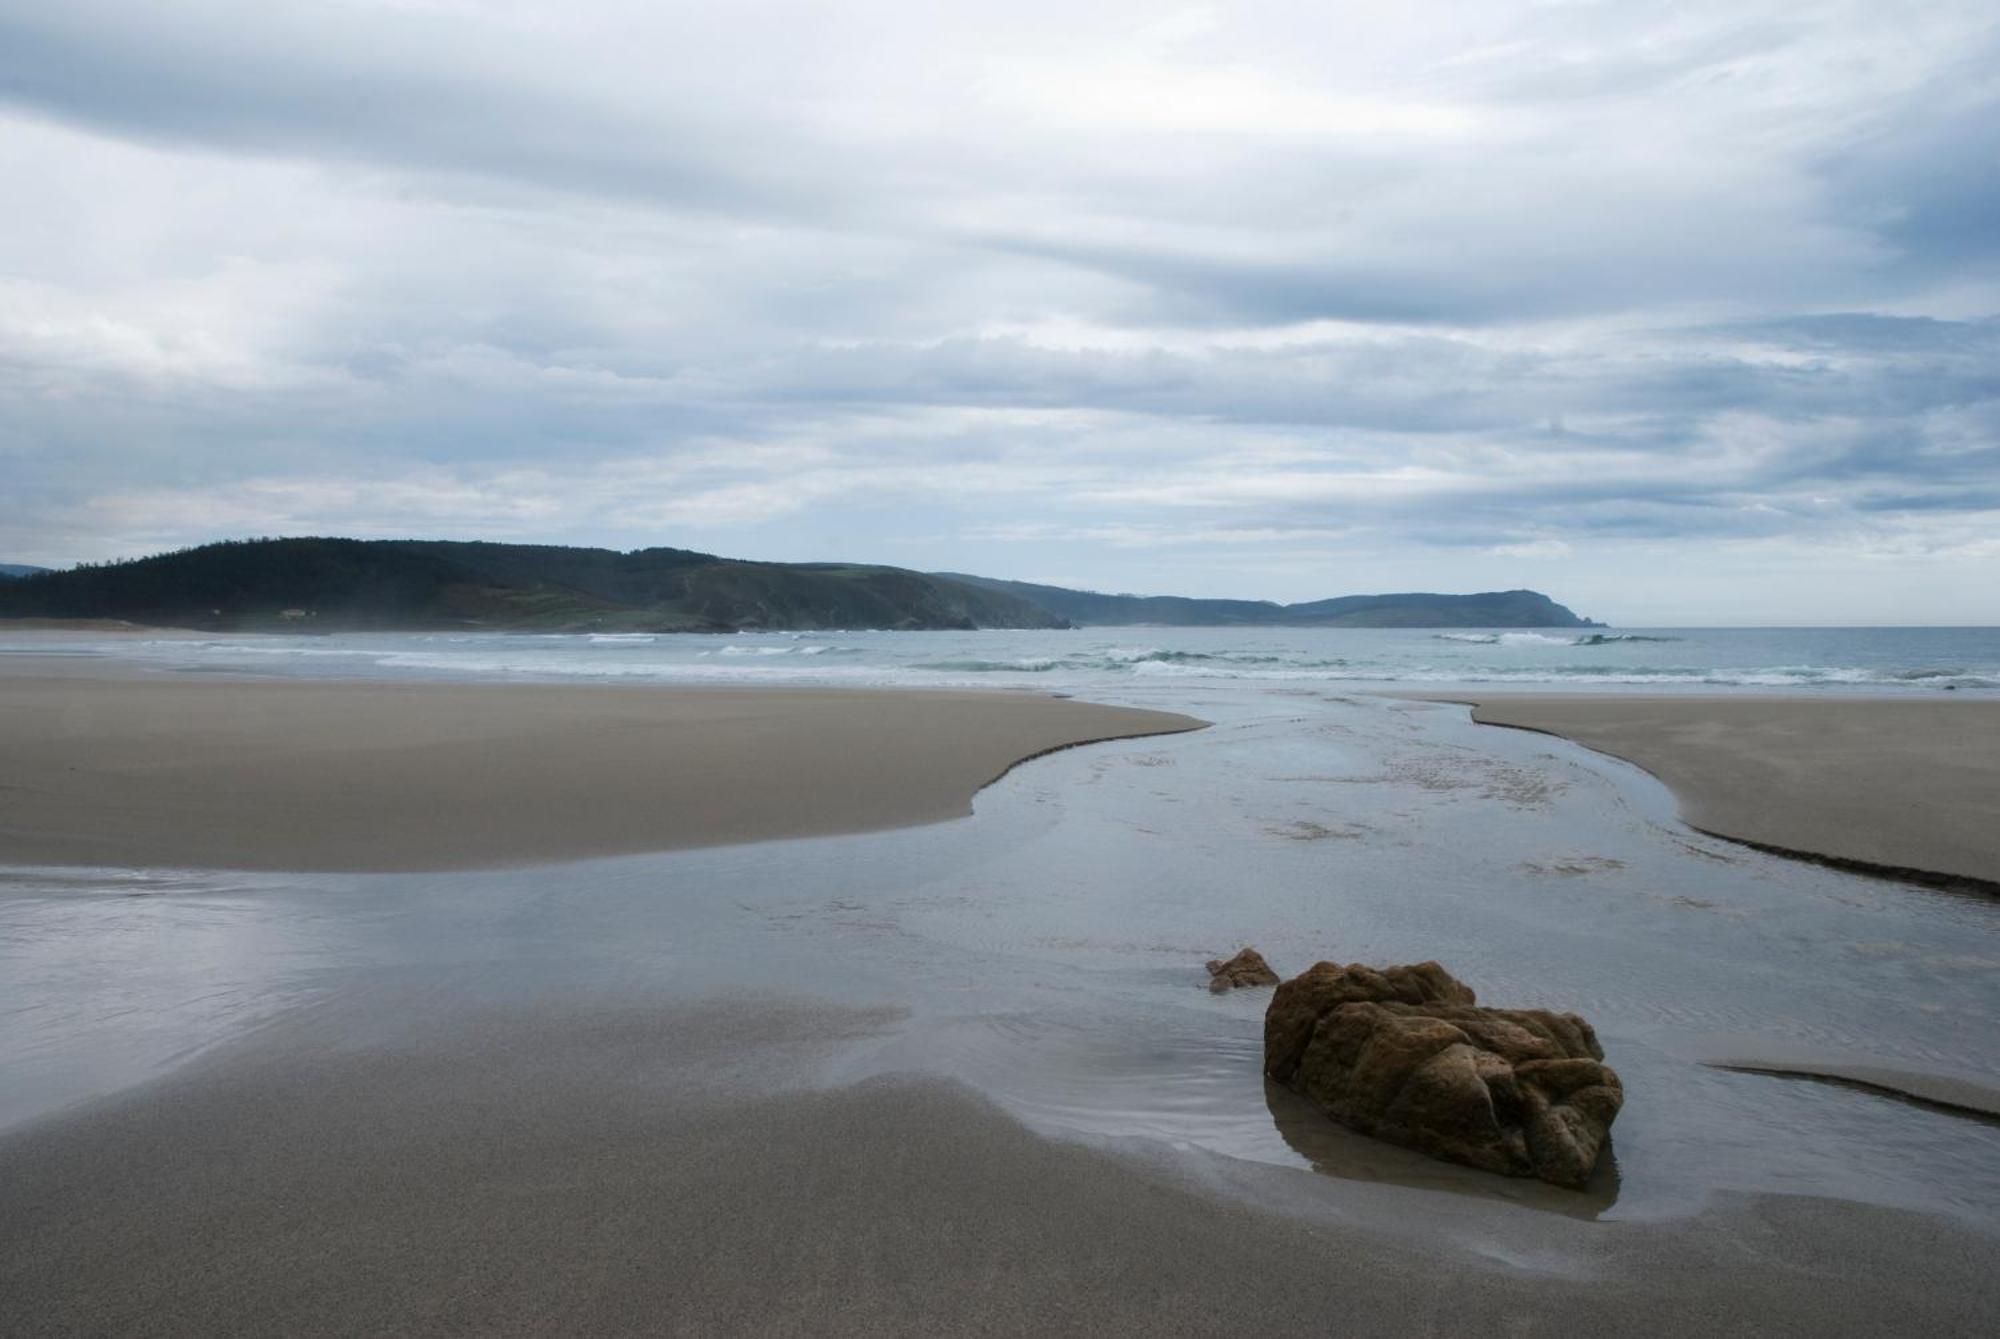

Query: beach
left=0, top=664, right=1201, bottom=870
left=3, top=630, right=1998, bottom=1334
left=4, top=995, right=1988, bottom=1338
left=11, top=0, right=1997, bottom=1326
left=1422, top=694, right=2000, bottom=890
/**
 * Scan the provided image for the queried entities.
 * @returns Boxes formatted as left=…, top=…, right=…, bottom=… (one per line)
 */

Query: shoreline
left=1408, top=693, right=2000, bottom=894
left=0, top=663, right=1203, bottom=872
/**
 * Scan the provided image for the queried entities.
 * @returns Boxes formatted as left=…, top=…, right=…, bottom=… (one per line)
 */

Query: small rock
left=1207, top=947, right=1281, bottom=993
left=1263, top=960, right=1621, bottom=1189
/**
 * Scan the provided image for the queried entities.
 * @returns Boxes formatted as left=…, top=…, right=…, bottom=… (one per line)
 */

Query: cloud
left=0, top=0, right=1996, bottom=622
left=1489, top=539, right=1573, bottom=560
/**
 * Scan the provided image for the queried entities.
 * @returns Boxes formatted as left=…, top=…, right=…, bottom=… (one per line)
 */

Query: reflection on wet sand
left=1264, top=1079, right=1621, bottom=1219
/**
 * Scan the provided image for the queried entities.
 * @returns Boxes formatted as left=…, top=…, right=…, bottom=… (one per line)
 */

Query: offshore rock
left=1206, top=948, right=1281, bottom=993
left=1263, top=961, right=1621, bottom=1189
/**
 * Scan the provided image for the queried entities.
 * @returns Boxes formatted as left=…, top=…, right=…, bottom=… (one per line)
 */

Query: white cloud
left=0, top=0, right=1996, bottom=621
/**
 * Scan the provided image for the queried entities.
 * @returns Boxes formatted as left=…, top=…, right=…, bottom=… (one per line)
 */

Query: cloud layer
left=3, top=0, right=1996, bottom=622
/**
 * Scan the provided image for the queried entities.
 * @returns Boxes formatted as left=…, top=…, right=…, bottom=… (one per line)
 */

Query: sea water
left=11, top=623, right=2000, bottom=692
left=1, top=627, right=1996, bottom=1236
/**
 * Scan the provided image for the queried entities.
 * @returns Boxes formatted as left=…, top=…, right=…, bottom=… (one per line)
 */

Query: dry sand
left=1418, top=694, right=2000, bottom=891
left=0, top=665, right=1201, bottom=871
left=4, top=995, right=1994, bottom=1337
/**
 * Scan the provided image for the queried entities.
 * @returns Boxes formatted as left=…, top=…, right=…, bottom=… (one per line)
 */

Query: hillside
left=0, top=563, right=50, bottom=579
left=0, top=540, right=1600, bottom=632
left=0, top=539, right=1068, bottom=633
left=936, top=575, right=1598, bottom=628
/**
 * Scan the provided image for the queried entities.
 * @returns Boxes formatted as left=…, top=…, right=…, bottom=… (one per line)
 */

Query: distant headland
left=0, top=538, right=1600, bottom=633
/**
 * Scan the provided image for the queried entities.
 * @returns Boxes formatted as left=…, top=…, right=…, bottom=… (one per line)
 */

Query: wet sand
left=0, top=666, right=1201, bottom=871
left=1701, top=1060, right=2000, bottom=1121
left=1420, top=695, right=2000, bottom=890
left=5, top=664, right=1997, bottom=1333
left=4, top=996, right=1994, bottom=1338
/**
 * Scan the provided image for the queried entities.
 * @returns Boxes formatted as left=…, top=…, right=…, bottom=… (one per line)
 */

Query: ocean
left=24, top=623, right=2000, bottom=692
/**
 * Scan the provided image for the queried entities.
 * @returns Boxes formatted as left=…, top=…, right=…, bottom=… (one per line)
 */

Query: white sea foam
left=54, top=626, right=2000, bottom=696
left=1436, top=631, right=1681, bottom=648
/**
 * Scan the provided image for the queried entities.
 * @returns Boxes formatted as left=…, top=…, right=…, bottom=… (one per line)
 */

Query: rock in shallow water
left=1207, top=947, right=1282, bottom=993
left=1263, top=961, right=1621, bottom=1189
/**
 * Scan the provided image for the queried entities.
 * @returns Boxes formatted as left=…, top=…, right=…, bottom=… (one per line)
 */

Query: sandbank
left=0, top=664, right=1201, bottom=871
left=1414, top=694, right=2000, bottom=891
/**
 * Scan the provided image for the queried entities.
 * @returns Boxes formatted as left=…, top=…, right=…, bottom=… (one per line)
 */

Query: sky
left=2, top=1, right=1996, bottom=625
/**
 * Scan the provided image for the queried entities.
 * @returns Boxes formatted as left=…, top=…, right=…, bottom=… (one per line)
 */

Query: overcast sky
left=3, top=1, right=1996, bottom=623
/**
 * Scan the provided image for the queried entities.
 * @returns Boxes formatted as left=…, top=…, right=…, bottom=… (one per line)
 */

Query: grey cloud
left=1697, top=313, right=2000, bottom=353
left=0, top=3, right=810, bottom=219
left=1816, top=69, right=2000, bottom=273
left=1, top=1, right=1996, bottom=619
left=7, top=2, right=1984, bottom=330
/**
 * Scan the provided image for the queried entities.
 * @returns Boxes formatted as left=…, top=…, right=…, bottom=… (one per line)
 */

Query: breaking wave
left=914, top=648, right=1351, bottom=675
left=1436, top=632, right=1681, bottom=647
left=46, top=627, right=2000, bottom=695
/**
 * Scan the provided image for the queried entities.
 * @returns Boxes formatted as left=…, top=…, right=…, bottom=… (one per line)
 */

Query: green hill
left=0, top=539, right=1068, bottom=632
left=0, top=539, right=1599, bottom=632
left=935, top=574, right=1598, bottom=628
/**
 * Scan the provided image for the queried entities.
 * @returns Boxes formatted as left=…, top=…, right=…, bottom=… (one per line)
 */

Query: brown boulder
left=1263, top=960, right=1621, bottom=1189
left=1207, top=947, right=1281, bottom=993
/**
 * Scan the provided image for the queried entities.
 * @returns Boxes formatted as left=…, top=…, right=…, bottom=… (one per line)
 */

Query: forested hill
left=0, top=539, right=1068, bottom=632
left=0, top=539, right=1600, bottom=632
left=935, top=575, right=1599, bottom=628
left=0, top=563, right=50, bottom=579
